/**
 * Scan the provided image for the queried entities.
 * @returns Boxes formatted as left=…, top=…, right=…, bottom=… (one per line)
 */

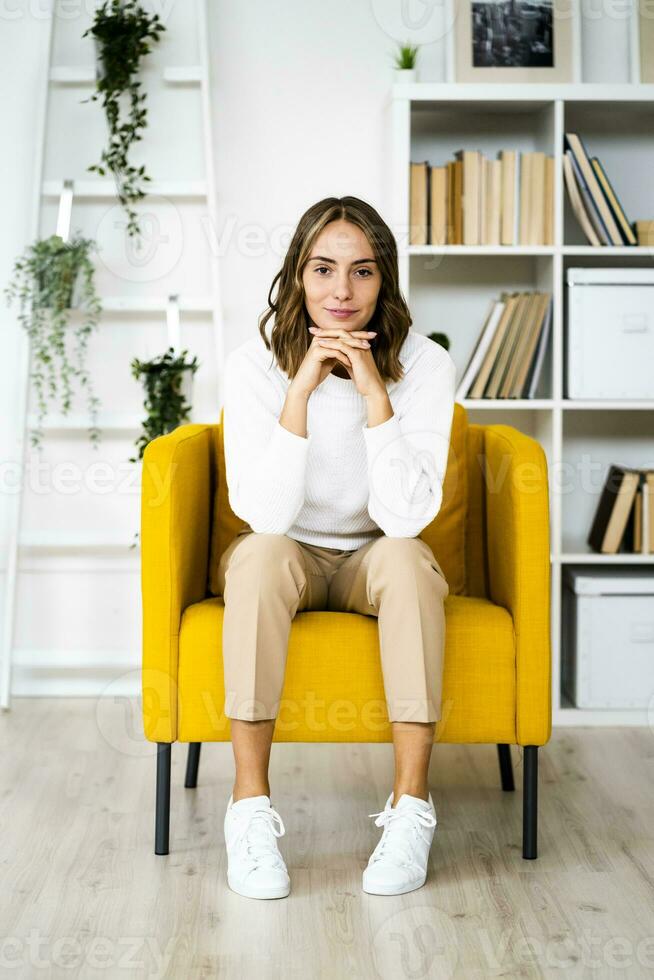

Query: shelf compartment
left=410, top=252, right=555, bottom=401
left=562, top=100, right=654, bottom=247
left=561, top=409, right=654, bottom=557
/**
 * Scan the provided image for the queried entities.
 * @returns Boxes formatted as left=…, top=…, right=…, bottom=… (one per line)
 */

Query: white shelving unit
left=2, top=0, right=224, bottom=706
left=390, top=82, right=654, bottom=728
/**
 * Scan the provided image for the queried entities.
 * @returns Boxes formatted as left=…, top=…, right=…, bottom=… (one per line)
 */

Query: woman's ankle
left=232, top=783, right=271, bottom=802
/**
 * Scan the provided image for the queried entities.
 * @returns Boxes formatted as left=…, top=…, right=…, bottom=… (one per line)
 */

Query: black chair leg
left=497, top=743, right=515, bottom=791
left=155, top=742, right=171, bottom=855
left=185, top=742, right=202, bottom=788
left=522, top=745, right=538, bottom=860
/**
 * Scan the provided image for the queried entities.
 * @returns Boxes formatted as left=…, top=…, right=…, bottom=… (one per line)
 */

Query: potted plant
left=5, top=233, right=103, bottom=451
left=81, top=0, right=166, bottom=240
left=129, top=346, right=199, bottom=549
left=393, top=42, right=419, bottom=83
left=129, top=346, right=199, bottom=463
left=428, top=331, right=450, bottom=350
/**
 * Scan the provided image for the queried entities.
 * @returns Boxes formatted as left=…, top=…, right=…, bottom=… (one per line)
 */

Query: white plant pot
left=93, top=38, right=105, bottom=82
left=394, top=68, right=417, bottom=83
left=177, top=367, right=195, bottom=418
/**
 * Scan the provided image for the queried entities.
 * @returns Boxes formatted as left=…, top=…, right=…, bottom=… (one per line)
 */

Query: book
left=524, top=297, right=552, bottom=398
left=409, top=160, right=429, bottom=245
left=430, top=165, right=447, bottom=245
left=487, top=158, right=502, bottom=245
left=590, top=157, right=637, bottom=246
left=563, top=150, right=601, bottom=246
left=468, top=295, right=519, bottom=399
left=455, top=149, right=480, bottom=245
left=485, top=292, right=531, bottom=398
left=519, top=153, right=532, bottom=245
left=564, top=133, right=624, bottom=245
left=566, top=147, right=610, bottom=244
left=631, top=471, right=654, bottom=553
left=455, top=298, right=506, bottom=400
left=529, top=152, right=545, bottom=245
left=544, top=156, right=554, bottom=246
left=500, top=150, right=516, bottom=245
left=506, top=292, right=551, bottom=397
left=587, top=465, right=642, bottom=553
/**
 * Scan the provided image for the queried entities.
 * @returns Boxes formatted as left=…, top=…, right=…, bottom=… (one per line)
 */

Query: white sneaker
left=223, top=793, right=290, bottom=899
left=362, top=791, right=438, bottom=896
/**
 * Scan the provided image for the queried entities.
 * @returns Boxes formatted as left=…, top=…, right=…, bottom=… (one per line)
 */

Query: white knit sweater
left=222, top=328, right=457, bottom=549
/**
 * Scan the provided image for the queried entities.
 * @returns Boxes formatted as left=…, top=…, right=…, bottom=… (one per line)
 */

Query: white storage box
left=562, top=566, right=654, bottom=709
left=566, top=267, right=654, bottom=399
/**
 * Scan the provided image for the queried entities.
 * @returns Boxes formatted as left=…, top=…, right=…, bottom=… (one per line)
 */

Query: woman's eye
left=314, top=266, right=373, bottom=277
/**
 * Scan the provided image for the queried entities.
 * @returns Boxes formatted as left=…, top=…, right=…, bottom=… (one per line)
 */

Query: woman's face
left=302, top=219, right=381, bottom=334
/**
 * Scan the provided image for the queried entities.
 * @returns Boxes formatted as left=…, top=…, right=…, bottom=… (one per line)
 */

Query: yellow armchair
left=140, top=404, right=552, bottom=858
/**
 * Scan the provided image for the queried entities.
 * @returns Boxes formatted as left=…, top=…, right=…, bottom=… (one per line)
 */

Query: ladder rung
left=18, top=535, right=140, bottom=552
left=12, top=648, right=137, bottom=670
left=42, top=180, right=207, bottom=199
left=27, top=412, right=143, bottom=431
left=50, top=65, right=202, bottom=85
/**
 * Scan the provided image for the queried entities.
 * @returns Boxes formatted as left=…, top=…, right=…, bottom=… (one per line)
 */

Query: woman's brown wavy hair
left=258, top=196, right=413, bottom=384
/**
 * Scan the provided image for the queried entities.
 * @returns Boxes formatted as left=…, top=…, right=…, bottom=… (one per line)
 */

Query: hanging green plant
left=4, top=233, right=103, bottom=451
left=129, top=346, right=199, bottom=463
left=81, top=0, right=166, bottom=240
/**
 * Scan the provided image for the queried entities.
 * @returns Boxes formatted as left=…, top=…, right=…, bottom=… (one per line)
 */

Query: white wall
left=0, top=0, right=446, bottom=697
left=0, top=0, right=642, bottom=698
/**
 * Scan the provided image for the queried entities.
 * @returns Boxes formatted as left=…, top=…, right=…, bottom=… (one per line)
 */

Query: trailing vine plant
left=82, top=0, right=166, bottom=240
left=5, top=233, right=103, bottom=451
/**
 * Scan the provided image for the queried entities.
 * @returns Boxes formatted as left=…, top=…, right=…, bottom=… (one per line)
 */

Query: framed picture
left=449, top=0, right=579, bottom=84
left=631, top=0, right=654, bottom=82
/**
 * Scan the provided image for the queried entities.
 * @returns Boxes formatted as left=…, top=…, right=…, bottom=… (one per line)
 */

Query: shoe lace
left=233, top=804, right=287, bottom=871
left=367, top=805, right=437, bottom=868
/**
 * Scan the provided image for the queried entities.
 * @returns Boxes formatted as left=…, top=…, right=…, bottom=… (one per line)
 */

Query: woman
left=219, top=196, right=456, bottom=900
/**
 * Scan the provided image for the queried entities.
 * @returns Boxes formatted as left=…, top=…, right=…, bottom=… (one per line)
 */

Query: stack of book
left=563, top=132, right=637, bottom=246
left=455, top=291, right=552, bottom=400
left=410, top=149, right=555, bottom=246
left=588, top=466, right=654, bottom=554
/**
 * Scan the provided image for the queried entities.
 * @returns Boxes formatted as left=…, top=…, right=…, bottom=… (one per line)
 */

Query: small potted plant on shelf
left=129, top=346, right=199, bottom=549
left=4, top=232, right=103, bottom=451
left=81, top=0, right=166, bottom=241
left=393, top=42, right=419, bottom=83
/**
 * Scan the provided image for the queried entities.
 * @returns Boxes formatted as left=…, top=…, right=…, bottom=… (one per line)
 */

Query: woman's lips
left=326, top=309, right=357, bottom=319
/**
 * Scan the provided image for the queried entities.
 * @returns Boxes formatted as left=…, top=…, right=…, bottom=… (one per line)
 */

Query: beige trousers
left=216, top=528, right=449, bottom=724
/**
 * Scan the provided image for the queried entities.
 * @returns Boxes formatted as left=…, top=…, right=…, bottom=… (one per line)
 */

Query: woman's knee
left=367, top=536, right=449, bottom=595
left=224, top=532, right=304, bottom=582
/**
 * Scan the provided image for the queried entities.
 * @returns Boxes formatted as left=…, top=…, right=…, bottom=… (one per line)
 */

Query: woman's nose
left=332, top=278, right=352, bottom=300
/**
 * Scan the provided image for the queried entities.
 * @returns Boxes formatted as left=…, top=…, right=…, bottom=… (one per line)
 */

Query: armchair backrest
left=208, top=402, right=472, bottom=598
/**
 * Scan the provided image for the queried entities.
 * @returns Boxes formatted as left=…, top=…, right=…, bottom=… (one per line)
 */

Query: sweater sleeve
left=362, top=350, right=456, bottom=538
left=222, top=349, right=311, bottom=534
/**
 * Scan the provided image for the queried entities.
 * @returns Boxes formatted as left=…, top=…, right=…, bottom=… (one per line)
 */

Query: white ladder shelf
left=2, top=0, right=224, bottom=708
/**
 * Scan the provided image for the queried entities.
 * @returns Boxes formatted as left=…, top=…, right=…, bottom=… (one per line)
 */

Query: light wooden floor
left=1, top=699, right=654, bottom=979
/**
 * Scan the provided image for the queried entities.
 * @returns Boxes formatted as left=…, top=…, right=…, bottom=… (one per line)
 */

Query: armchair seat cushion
left=176, top=594, right=516, bottom=745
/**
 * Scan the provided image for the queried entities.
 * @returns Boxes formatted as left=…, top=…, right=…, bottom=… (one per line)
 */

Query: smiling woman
left=219, top=195, right=457, bottom=901
left=258, top=196, right=415, bottom=385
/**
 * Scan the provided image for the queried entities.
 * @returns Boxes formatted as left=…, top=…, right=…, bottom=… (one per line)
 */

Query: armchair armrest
left=141, top=423, right=217, bottom=742
left=484, top=425, right=552, bottom=746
